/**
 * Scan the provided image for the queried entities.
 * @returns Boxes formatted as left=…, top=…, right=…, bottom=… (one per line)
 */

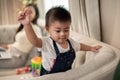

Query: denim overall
left=40, top=39, right=76, bottom=76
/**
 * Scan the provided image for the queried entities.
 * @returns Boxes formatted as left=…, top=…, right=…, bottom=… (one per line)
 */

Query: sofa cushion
left=0, top=24, right=18, bottom=44
left=72, top=51, right=86, bottom=68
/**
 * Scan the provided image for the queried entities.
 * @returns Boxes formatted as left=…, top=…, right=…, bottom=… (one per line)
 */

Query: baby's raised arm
left=17, top=8, right=42, bottom=48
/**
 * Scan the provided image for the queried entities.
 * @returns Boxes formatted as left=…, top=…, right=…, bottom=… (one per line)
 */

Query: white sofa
left=0, top=24, right=18, bottom=44
left=0, top=24, right=40, bottom=75
left=0, top=26, right=120, bottom=80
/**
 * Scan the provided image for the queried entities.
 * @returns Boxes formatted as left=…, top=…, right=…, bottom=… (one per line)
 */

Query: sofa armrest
left=0, top=24, right=18, bottom=44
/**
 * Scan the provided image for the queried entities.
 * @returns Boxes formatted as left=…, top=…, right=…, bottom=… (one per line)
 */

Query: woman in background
left=0, top=4, right=42, bottom=68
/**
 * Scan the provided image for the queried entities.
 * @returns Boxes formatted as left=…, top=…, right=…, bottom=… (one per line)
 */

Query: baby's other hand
left=91, top=45, right=102, bottom=52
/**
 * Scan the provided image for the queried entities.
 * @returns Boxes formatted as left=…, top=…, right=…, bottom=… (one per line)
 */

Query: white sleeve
left=69, top=38, right=80, bottom=52
left=32, top=24, right=42, bottom=38
left=39, top=37, right=52, bottom=52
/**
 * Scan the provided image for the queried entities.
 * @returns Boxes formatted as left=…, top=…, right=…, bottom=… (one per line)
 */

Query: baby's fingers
left=17, top=11, right=25, bottom=21
left=91, top=45, right=102, bottom=53
left=95, top=45, right=102, bottom=50
left=24, top=7, right=32, bottom=16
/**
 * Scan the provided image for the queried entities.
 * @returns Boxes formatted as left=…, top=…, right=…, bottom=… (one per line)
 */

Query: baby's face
left=46, top=21, right=71, bottom=44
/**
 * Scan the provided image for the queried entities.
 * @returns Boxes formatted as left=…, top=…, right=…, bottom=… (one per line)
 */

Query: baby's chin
left=58, top=39, right=67, bottom=44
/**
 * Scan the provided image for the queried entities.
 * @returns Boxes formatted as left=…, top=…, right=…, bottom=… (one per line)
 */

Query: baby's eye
left=64, top=30, right=69, bottom=32
left=55, top=30, right=60, bottom=33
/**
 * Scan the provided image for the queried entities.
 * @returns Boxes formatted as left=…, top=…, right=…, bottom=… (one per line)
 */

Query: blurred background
left=0, top=0, right=120, bottom=50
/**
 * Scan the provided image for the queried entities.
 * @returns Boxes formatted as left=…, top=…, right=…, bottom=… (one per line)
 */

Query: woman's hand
left=17, top=8, right=31, bottom=25
left=0, top=44, right=8, bottom=49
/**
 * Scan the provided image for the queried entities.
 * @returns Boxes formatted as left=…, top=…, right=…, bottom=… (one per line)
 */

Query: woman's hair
left=45, top=6, right=71, bottom=26
left=16, top=4, right=39, bottom=34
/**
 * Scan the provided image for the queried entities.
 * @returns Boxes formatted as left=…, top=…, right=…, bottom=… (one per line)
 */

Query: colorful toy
left=31, top=56, right=42, bottom=76
left=16, top=66, right=30, bottom=74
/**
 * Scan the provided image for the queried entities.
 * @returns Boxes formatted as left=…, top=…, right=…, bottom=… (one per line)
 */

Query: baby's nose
left=60, top=31, right=66, bottom=36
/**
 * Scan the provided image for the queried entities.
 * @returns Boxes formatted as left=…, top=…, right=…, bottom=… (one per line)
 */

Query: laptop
left=0, top=47, right=12, bottom=59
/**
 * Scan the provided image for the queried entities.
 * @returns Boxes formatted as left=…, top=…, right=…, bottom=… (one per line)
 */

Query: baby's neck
left=58, top=41, right=68, bottom=49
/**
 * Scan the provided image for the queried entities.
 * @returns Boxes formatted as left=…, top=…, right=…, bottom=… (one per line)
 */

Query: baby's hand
left=17, top=8, right=31, bottom=25
left=90, top=45, right=102, bottom=52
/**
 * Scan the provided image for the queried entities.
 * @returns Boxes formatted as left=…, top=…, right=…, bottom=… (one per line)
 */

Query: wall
left=0, top=0, right=23, bottom=25
left=100, top=0, right=120, bottom=49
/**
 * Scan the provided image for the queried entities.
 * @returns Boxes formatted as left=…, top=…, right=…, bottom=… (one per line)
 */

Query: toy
left=16, top=66, right=30, bottom=74
left=24, top=66, right=29, bottom=72
left=17, top=68, right=22, bottom=74
left=31, top=56, right=42, bottom=76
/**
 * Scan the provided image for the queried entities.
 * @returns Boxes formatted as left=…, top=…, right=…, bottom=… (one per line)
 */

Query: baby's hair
left=45, top=6, right=71, bottom=26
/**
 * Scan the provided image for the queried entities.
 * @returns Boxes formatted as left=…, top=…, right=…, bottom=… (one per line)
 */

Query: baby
left=18, top=6, right=102, bottom=76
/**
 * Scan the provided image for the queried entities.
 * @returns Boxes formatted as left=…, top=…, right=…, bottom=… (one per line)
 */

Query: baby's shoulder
left=41, top=36, right=50, bottom=41
left=41, top=36, right=52, bottom=45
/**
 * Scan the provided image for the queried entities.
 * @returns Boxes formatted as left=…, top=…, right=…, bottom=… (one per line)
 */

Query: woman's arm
left=0, top=44, right=8, bottom=49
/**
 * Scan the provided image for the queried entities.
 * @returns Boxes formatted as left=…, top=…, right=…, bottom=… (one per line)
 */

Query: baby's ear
left=45, top=26, right=49, bottom=31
